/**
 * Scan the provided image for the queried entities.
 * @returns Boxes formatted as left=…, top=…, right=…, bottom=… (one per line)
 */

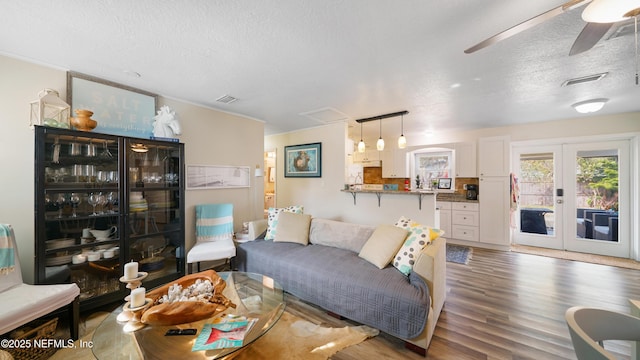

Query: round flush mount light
left=582, top=0, right=640, bottom=23
left=572, top=98, right=608, bottom=114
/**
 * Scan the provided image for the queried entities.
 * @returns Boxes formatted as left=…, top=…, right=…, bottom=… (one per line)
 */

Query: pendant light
left=357, top=121, right=366, bottom=153
left=397, top=113, right=407, bottom=149
left=376, top=118, right=385, bottom=151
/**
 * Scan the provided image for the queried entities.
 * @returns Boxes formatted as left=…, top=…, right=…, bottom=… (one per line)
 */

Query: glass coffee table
left=92, top=272, right=285, bottom=359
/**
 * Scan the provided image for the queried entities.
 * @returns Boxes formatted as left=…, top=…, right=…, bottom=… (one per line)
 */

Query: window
left=409, top=148, right=454, bottom=190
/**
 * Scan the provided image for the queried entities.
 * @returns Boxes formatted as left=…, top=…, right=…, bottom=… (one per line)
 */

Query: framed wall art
left=67, top=71, right=157, bottom=138
left=186, top=165, right=250, bottom=190
left=437, top=177, right=452, bottom=190
left=284, top=142, right=321, bottom=178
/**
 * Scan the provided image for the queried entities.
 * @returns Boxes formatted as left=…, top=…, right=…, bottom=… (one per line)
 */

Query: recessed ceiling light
left=450, top=83, right=461, bottom=89
left=572, top=98, right=608, bottom=113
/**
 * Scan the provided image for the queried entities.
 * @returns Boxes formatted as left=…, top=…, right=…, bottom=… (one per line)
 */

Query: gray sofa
left=235, top=218, right=446, bottom=355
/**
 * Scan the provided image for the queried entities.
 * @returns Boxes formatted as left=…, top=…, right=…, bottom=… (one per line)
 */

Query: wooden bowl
left=141, top=270, right=236, bottom=326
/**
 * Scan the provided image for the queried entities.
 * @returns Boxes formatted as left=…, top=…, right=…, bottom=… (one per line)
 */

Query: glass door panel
left=564, top=141, right=629, bottom=258
left=513, top=139, right=630, bottom=258
left=512, top=145, right=563, bottom=249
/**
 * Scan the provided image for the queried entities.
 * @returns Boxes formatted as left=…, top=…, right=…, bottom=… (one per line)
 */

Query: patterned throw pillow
left=393, top=216, right=444, bottom=275
left=265, top=205, right=304, bottom=240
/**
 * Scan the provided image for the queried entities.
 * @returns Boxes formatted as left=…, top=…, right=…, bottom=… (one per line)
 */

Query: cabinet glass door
left=37, top=128, right=122, bottom=302
left=126, top=140, right=183, bottom=284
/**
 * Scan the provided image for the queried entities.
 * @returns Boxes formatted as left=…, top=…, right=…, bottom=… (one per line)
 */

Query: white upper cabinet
left=478, top=136, right=510, bottom=177
left=353, top=148, right=380, bottom=162
left=454, top=142, right=476, bottom=177
left=381, top=147, right=408, bottom=178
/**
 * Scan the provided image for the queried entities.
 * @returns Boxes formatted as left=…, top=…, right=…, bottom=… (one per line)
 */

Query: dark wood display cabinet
left=34, top=126, right=185, bottom=311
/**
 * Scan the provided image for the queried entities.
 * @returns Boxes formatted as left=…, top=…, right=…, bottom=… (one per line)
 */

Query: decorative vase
left=70, top=109, right=98, bottom=131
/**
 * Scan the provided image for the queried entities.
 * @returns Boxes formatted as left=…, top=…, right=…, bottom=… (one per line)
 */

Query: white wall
left=271, top=112, right=640, bottom=248
left=265, top=122, right=437, bottom=227
left=0, top=55, right=264, bottom=283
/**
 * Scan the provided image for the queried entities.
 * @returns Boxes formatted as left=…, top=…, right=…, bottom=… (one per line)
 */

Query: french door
left=512, top=140, right=630, bottom=258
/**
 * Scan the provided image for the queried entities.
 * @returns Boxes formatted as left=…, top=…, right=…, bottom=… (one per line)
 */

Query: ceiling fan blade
left=464, top=0, right=591, bottom=54
left=569, top=22, right=613, bottom=55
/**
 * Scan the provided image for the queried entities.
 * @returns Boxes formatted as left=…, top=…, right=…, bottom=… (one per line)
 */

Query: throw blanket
left=195, top=204, right=234, bottom=242
left=0, top=224, right=15, bottom=275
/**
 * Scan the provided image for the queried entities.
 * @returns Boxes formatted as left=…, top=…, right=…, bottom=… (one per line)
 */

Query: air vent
left=561, top=72, right=608, bottom=87
left=216, top=95, right=238, bottom=104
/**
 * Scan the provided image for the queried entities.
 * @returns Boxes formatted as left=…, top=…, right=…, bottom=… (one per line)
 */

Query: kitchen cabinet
left=381, top=147, right=408, bottom=178
left=454, top=142, right=476, bottom=177
left=437, top=202, right=452, bottom=237
left=437, top=201, right=479, bottom=242
left=451, top=202, right=479, bottom=242
left=478, top=136, right=510, bottom=177
left=34, top=126, right=185, bottom=311
left=353, top=149, right=379, bottom=162
left=479, top=176, right=510, bottom=246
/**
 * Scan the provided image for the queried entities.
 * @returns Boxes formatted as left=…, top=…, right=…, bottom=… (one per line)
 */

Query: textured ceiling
left=1, top=1, right=638, bottom=144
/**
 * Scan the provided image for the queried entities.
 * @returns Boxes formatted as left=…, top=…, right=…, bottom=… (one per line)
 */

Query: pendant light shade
left=357, top=121, right=365, bottom=153
left=397, top=114, right=407, bottom=149
left=376, top=118, right=384, bottom=151
left=355, top=110, right=408, bottom=153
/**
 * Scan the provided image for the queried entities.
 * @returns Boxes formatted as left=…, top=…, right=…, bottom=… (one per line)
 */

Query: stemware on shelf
left=88, top=193, right=99, bottom=216
left=55, top=193, right=66, bottom=218
left=69, top=193, right=81, bottom=218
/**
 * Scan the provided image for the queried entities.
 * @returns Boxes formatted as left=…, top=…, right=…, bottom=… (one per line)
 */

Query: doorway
left=264, top=150, right=276, bottom=218
left=512, top=139, right=630, bottom=258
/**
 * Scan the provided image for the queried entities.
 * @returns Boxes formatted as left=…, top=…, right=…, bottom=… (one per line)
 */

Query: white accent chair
left=565, top=306, right=640, bottom=360
left=0, top=224, right=80, bottom=339
left=187, top=204, right=236, bottom=273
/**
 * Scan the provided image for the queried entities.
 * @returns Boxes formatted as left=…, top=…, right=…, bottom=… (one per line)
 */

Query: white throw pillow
left=274, top=212, right=312, bottom=245
left=358, top=225, right=408, bottom=269
left=265, top=205, right=304, bottom=240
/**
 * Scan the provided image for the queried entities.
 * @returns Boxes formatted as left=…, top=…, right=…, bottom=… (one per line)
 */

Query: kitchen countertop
left=436, top=193, right=478, bottom=203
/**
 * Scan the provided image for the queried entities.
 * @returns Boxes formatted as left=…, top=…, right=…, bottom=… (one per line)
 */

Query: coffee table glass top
left=92, top=272, right=285, bottom=359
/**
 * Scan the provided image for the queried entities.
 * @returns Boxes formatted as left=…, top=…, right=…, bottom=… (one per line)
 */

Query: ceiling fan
left=464, top=0, right=640, bottom=56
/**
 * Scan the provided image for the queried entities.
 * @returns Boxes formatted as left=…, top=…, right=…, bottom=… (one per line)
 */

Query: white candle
left=124, top=261, right=138, bottom=280
left=131, top=287, right=145, bottom=308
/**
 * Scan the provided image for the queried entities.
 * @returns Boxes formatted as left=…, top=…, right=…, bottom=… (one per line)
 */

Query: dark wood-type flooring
left=287, top=247, right=640, bottom=360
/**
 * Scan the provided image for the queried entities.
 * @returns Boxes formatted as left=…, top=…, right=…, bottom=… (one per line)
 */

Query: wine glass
left=87, top=193, right=100, bottom=216
left=106, top=192, right=117, bottom=213
left=70, top=193, right=81, bottom=218
left=55, top=193, right=66, bottom=218
left=97, top=193, right=107, bottom=214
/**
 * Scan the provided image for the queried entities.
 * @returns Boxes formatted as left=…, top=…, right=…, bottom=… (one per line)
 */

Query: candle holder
left=117, top=272, right=148, bottom=322
left=122, top=298, right=152, bottom=333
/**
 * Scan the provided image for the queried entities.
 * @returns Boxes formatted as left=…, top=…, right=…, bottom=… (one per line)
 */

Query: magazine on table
left=191, top=314, right=258, bottom=351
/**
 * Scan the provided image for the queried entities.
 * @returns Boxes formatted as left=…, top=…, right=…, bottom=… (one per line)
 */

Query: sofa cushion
left=358, top=225, right=408, bottom=269
left=393, top=217, right=444, bottom=275
left=265, top=205, right=304, bottom=240
left=309, top=218, right=375, bottom=253
left=235, top=239, right=431, bottom=339
left=274, top=212, right=312, bottom=245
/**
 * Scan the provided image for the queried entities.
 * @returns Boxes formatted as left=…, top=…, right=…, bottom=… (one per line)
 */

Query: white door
left=512, top=145, right=563, bottom=249
left=513, top=140, right=630, bottom=258
left=563, top=141, right=629, bottom=258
